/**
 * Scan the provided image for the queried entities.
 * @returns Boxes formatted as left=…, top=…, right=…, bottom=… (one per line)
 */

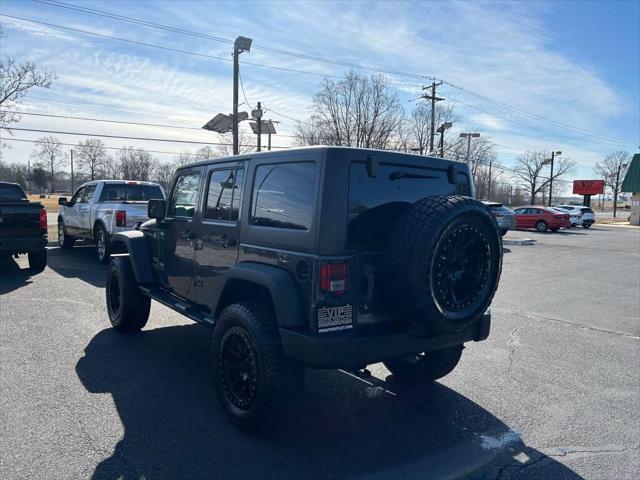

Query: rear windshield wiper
left=389, top=171, right=438, bottom=181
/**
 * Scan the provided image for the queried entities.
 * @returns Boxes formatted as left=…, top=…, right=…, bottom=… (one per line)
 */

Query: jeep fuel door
left=163, top=169, right=203, bottom=298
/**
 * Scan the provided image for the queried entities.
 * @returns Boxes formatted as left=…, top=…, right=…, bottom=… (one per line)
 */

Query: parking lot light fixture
left=548, top=151, right=562, bottom=206
left=459, top=132, right=480, bottom=163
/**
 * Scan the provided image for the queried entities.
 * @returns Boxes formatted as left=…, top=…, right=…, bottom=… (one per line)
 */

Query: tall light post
left=546, top=150, right=562, bottom=206
left=232, top=36, right=252, bottom=155
left=437, top=122, right=452, bottom=158
left=459, top=132, right=480, bottom=163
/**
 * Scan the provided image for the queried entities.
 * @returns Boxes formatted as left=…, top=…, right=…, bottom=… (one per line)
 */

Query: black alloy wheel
left=219, top=326, right=259, bottom=411
left=432, top=224, right=491, bottom=316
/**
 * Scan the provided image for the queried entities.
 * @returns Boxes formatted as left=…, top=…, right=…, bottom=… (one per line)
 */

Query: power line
left=5, top=126, right=289, bottom=148
left=3, top=109, right=299, bottom=138
left=29, top=0, right=632, bottom=145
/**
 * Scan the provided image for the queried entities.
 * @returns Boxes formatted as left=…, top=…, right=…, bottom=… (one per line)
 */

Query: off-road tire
left=27, top=248, right=47, bottom=272
left=106, top=256, right=150, bottom=332
left=383, top=195, right=502, bottom=333
left=212, top=302, right=305, bottom=431
left=385, top=345, right=464, bottom=384
left=535, top=220, right=548, bottom=232
left=95, top=225, right=111, bottom=264
left=58, top=221, right=75, bottom=249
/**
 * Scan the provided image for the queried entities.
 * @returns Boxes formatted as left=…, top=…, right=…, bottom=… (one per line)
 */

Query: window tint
left=99, top=184, right=164, bottom=202
left=205, top=169, right=244, bottom=221
left=251, top=162, right=316, bottom=230
left=0, top=183, right=26, bottom=201
left=81, top=185, right=97, bottom=203
left=168, top=173, right=200, bottom=218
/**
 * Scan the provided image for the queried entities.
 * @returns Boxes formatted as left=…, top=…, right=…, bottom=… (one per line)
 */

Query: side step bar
left=139, top=286, right=215, bottom=327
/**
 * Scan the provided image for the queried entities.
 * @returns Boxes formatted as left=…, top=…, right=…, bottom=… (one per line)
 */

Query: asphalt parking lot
left=1, top=226, right=639, bottom=479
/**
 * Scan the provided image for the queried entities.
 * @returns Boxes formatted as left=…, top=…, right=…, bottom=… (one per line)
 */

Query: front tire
left=106, top=257, right=150, bottom=332
left=28, top=249, right=47, bottom=273
left=58, top=222, right=76, bottom=249
left=212, top=302, right=305, bottom=431
left=384, top=345, right=464, bottom=384
left=95, top=225, right=111, bottom=264
left=535, top=220, right=548, bottom=232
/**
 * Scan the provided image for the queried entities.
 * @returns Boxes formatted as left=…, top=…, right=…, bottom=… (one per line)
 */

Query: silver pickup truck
left=57, top=180, right=165, bottom=263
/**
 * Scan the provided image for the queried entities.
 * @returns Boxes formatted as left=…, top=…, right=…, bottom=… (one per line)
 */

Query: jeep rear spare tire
left=383, top=195, right=502, bottom=333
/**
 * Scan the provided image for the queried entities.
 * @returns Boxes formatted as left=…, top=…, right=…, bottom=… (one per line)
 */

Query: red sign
left=573, top=180, right=605, bottom=195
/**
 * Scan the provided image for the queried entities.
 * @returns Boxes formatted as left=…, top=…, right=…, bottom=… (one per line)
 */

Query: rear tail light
left=115, top=210, right=126, bottom=227
left=39, top=207, right=47, bottom=230
left=320, top=262, right=348, bottom=296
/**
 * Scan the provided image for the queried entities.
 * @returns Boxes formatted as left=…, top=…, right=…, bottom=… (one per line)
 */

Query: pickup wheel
left=95, top=225, right=111, bottom=264
left=106, top=257, right=150, bottom=333
left=27, top=249, right=47, bottom=273
left=212, top=302, right=305, bottom=431
left=58, top=222, right=75, bottom=249
left=384, top=345, right=464, bottom=384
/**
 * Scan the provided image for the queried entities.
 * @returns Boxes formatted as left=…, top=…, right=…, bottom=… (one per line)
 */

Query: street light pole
left=437, top=122, right=452, bottom=158
left=459, top=132, right=480, bottom=163
left=232, top=36, right=252, bottom=155
left=547, top=150, right=562, bottom=207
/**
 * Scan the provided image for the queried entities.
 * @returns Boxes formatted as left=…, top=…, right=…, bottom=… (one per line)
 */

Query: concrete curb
left=502, top=237, right=535, bottom=246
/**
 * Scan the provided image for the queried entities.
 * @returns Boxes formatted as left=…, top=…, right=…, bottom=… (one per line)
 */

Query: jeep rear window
left=251, top=162, right=316, bottom=231
left=99, top=184, right=164, bottom=202
left=348, top=162, right=460, bottom=246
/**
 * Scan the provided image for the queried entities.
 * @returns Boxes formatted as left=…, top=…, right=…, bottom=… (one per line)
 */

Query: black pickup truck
left=0, top=182, right=48, bottom=272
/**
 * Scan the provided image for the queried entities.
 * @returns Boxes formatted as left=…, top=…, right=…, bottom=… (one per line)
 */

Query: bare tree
left=513, top=150, right=575, bottom=204
left=174, top=150, right=195, bottom=166
left=31, top=136, right=64, bottom=192
left=118, top=147, right=156, bottom=181
left=75, top=139, right=107, bottom=180
left=295, top=71, right=404, bottom=149
left=102, top=155, right=121, bottom=179
left=154, top=161, right=176, bottom=192
left=1, top=29, right=55, bottom=137
left=594, top=151, right=631, bottom=218
left=405, top=104, right=455, bottom=155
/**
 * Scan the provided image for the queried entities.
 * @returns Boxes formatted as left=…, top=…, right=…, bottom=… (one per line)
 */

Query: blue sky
left=1, top=0, right=638, bottom=187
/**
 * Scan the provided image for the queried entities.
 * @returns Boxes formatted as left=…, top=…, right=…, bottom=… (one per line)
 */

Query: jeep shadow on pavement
left=104, top=146, right=505, bottom=430
left=76, top=325, right=583, bottom=479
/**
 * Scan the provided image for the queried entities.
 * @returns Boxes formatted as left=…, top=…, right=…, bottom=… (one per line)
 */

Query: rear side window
left=205, top=169, right=244, bottom=221
left=0, top=183, right=26, bottom=201
left=251, top=162, right=316, bottom=230
left=581, top=208, right=593, bottom=213
left=168, top=173, right=200, bottom=218
left=99, top=184, right=164, bottom=202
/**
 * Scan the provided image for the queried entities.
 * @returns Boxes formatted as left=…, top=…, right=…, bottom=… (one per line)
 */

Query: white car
left=550, top=207, right=582, bottom=227
left=555, top=204, right=595, bottom=229
left=58, top=180, right=165, bottom=263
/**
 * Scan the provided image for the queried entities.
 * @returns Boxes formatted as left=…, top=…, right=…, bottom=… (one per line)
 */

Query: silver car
left=483, top=201, right=516, bottom=236
left=57, top=180, right=165, bottom=263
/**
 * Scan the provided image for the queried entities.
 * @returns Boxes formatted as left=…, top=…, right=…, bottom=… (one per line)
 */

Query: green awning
left=621, top=153, right=640, bottom=193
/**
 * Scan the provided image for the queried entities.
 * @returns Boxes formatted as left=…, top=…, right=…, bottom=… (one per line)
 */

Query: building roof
left=621, top=153, right=640, bottom=193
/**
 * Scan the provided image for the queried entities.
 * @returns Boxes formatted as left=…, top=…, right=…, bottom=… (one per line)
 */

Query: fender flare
left=218, top=262, right=303, bottom=327
left=111, top=231, right=154, bottom=284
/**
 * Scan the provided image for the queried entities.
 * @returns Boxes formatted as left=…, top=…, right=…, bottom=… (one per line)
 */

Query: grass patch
left=28, top=195, right=60, bottom=213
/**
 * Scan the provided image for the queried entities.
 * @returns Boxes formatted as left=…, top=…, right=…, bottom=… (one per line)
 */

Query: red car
left=513, top=206, right=571, bottom=232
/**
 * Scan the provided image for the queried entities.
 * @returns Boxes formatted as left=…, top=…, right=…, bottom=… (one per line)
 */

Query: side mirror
left=58, top=197, right=68, bottom=206
left=148, top=198, right=166, bottom=220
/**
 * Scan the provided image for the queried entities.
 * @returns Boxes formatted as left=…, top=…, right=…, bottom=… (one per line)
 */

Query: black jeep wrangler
left=106, top=147, right=502, bottom=429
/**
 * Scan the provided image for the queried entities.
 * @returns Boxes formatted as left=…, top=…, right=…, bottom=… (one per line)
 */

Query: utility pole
left=70, top=149, right=75, bottom=193
left=459, top=132, right=480, bottom=163
left=547, top=150, right=562, bottom=207
left=421, top=78, right=444, bottom=154
left=487, top=159, right=493, bottom=200
left=232, top=36, right=252, bottom=155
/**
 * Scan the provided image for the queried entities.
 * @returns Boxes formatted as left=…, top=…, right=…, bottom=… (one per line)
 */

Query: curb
left=502, top=237, right=535, bottom=246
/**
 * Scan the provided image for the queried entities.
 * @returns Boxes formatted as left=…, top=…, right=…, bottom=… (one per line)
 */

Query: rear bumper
left=280, top=311, right=491, bottom=369
left=0, top=235, right=47, bottom=254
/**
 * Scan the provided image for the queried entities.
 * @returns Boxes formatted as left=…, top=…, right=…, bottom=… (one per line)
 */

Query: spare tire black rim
left=432, top=223, right=491, bottom=315
left=220, top=327, right=258, bottom=411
